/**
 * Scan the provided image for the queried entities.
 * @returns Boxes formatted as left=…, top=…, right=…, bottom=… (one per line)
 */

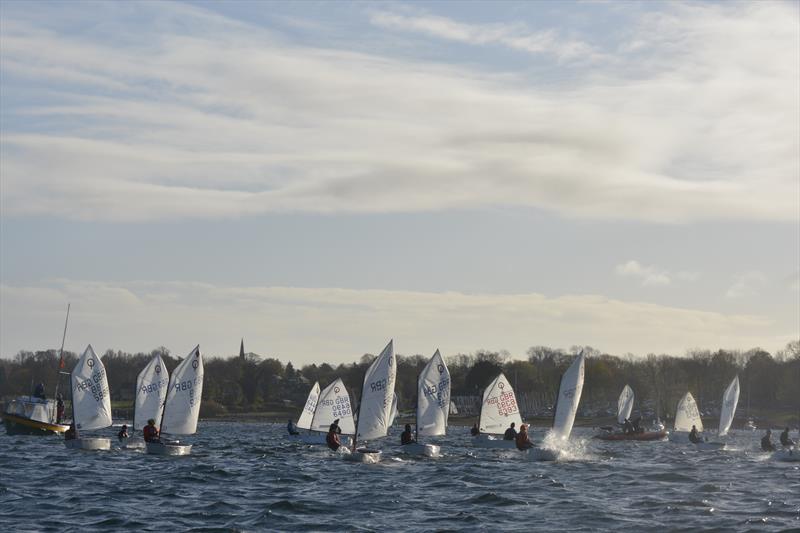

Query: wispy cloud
left=0, top=1, right=797, bottom=222
left=0, top=279, right=785, bottom=363
left=369, top=10, right=597, bottom=62
left=726, top=271, right=768, bottom=299
left=615, top=260, right=671, bottom=286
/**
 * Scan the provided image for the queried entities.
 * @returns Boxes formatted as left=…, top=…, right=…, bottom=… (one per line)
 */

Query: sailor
left=117, top=424, right=129, bottom=441
left=470, top=423, right=479, bottom=436
left=34, top=382, right=46, bottom=400
left=631, top=416, right=642, bottom=433
left=779, top=427, right=795, bottom=447
left=623, top=418, right=635, bottom=435
left=503, top=422, right=518, bottom=440
left=143, top=419, right=160, bottom=443
left=689, top=425, right=701, bottom=443
left=64, top=422, right=77, bottom=441
left=515, top=424, right=533, bottom=450
left=287, top=419, right=299, bottom=436
left=400, top=424, right=415, bottom=445
left=761, top=429, right=776, bottom=451
left=56, top=395, right=65, bottom=424
left=326, top=421, right=341, bottom=451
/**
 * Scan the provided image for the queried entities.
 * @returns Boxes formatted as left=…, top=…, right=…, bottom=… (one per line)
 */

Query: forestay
left=160, top=346, right=204, bottom=435
left=551, top=353, right=585, bottom=440
left=355, top=340, right=396, bottom=441
left=718, top=376, right=740, bottom=437
left=674, top=392, right=703, bottom=432
left=297, top=382, right=320, bottom=430
left=311, top=378, right=355, bottom=435
left=417, top=349, right=450, bottom=437
left=71, top=345, right=113, bottom=431
left=617, top=385, right=634, bottom=425
left=479, top=373, right=522, bottom=435
left=134, top=354, right=169, bottom=430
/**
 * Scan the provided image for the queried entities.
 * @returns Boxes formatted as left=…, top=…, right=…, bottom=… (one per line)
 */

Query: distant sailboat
left=550, top=352, right=585, bottom=442
left=146, top=346, right=204, bottom=456
left=402, top=349, right=450, bottom=457
left=718, top=376, right=740, bottom=437
left=65, top=345, right=113, bottom=450
left=123, top=354, right=169, bottom=449
left=595, top=384, right=667, bottom=441
left=670, top=391, right=725, bottom=449
left=473, top=372, right=523, bottom=449
left=347, top=340, right=396, bottom=463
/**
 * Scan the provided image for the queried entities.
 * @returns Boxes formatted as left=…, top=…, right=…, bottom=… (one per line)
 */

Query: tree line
left=1, top=341, right=798, bottom=424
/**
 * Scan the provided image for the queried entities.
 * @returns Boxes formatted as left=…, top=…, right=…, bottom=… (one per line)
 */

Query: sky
left=0, top=0, right=798, bottom=365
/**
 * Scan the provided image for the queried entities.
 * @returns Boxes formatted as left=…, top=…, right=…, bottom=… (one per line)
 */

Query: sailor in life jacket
left=515, top=424, right=533, bottom=450
left=143, top=419, right=160, bottom=442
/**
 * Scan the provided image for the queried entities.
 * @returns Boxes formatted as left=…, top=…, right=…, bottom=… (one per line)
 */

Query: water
left=1, top=423, right=798, bottom=532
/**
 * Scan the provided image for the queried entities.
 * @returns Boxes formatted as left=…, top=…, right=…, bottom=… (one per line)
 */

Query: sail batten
left=311, top=378, right=355, bottom=435
left=160, top=346, right=204, bottom=435
left=718, top=376, right=740, bottom=437
left=355, top=340, right=396, bottom=442
left=551, top=353, right=585, bottom=440
left=478, top=373, right=522, bottom=435
left=134, top=355, right=169, bottom=430
left=617, top=385, right=634, bottom=425
left=296, top=382, right=320, bottom=430
left=416, top=349, right=451, bottom=437
left=674, top=392, right=703, bottom=432
left=71, top=344, right=113, bottom=431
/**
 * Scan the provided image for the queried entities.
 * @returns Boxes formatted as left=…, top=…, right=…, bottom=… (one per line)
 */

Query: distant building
left=239, top=338, right=245, bottom=360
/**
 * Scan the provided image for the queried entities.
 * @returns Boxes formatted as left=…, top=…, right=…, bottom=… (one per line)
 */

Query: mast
left=52, top=303, right=70, bottom=420
left=158, top=361, right=175, bottom=436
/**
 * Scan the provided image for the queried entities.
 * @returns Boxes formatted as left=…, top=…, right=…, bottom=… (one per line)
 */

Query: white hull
left=771, top=448, right=799, bottom=462
left=342, top=447, right=382, bottom=463
left=292, top=433, right=352, bottom=447
left=472, top=435, right=517, bottom=449
left=64, top=437, right=111, bottom=450
left=670, top=433, right=725, bottom=449
left=145, top=441, right=193, bottom=456
left=118, top=436, right=146, bottom=449
left=400, top=442, right=441, bottom=457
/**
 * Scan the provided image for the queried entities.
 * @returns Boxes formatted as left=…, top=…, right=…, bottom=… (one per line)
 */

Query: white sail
left=296, top=382, right=320, bottom=430
left=311, top=378, right=355, bottom=435
left=718, top=376, right=740, bottom=437
left=71, top=344, right=112, bottom=431
left=388, top=393, right=398, bottom=427
left=674, top=391, right=703, bottom=432
left=160, top=345, right=204, bottom=435
left=617, top=384, right=635, bottom=425
left=478, top=373, right=522, bottom=435
left=355, top=340, right=396, bottom=441
left=134, top=354, right=169, bottom=430
left=551, top=353, right=585, bottom=440
left=417, top=349, right=451, bottom=437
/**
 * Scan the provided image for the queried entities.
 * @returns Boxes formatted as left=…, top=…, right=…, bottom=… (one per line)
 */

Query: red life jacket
left=143, top=425, right=159, bottom=442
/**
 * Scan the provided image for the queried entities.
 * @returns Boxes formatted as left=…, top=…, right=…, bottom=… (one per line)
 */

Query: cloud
left=368, top=10, right=598, bottom=62
left=726, top=271, right=768, bottom=299
left=615, top=260, right=671, bottom=286
left=0, top=1, right=797, bottom=222
left=0, top=279, right=789, bottom=364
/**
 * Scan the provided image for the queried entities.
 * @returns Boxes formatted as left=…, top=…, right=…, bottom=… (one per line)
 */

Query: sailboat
left=145, top=346, right=204, bottom=456
left=718, top=376, right=740, bottom=438
left=294, top=379, right=355, bottom=447
left=65, top=345, right=113, bottom=450
left=473, top=372, right=523, bottom=449
left=595, top=384, right=667, bottom=441
left=292, top=381, right=321, bottom=441
left=122, top=354, right=169, bottom=449
left=401, top=349, right=450, bottom=457
left=669, top=391, right=725, bottom=449
left=346, top=340, right=396, bottom=463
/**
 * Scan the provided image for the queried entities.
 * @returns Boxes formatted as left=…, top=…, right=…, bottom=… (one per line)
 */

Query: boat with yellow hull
left=2, top=398, right=70, bottom=436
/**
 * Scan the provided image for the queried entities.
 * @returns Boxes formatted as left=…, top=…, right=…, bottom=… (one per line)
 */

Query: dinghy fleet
left=3, top=339, right=797, bottom=463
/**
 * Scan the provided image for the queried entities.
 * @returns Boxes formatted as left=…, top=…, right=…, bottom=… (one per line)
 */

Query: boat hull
left=400, top=443, right=441, bottom=457
left=145, top=441, right=193, bottom=456
left=342, top=447, right=382, bottom=463
left=2, top=413, right=70, bottom=436
left=119, top=436, right=146, bottom=449
left=472, top=435, right=518, bottom=449
left=64, top=437, right=111, bottom=450
left=595, top=431, right=668, bottom=441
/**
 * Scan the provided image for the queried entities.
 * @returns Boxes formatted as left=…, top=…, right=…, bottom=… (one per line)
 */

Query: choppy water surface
left=1, top=423, right=798, bottom=532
